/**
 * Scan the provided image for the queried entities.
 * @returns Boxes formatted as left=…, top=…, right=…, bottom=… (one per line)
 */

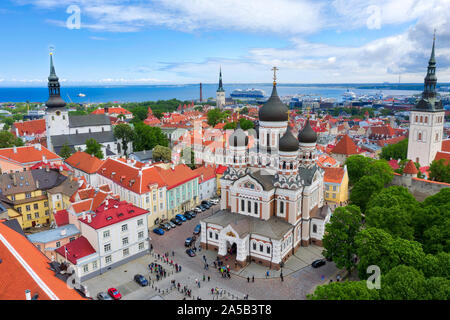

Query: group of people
left=148, top=262, right=167, bottom=281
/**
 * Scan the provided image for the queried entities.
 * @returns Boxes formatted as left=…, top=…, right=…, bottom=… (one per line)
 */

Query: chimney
left=104, top=107, right=109, bottom=115
left=25, top=289, right=31, bottom=300
left=15, top=127, right=19, bottom=137
left=36, top=179, right=40, bottom=189
left=13, top=146, right=17, bottom=154
left=87, top=215, right=92, bottom=223
left=12, top=174, right=17, bottom=186
left=82, top=212, right=86, bottom=220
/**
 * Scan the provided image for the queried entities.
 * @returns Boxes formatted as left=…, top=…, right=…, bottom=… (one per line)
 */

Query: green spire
left=48, top=53, right=59, bottom=81
left=217, top=67, right=224, bottom=92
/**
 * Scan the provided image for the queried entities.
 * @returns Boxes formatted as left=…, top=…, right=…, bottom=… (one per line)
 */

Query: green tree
left=345, top=155, right=373, bottom=185
left=0, top=130, right=24, bottom=148
left=307, top=281, right=380, bottom=300
left=422, top=277, right=450, bottom=300
left=84, top=138, right=104, bottom=159
left=364, top=159, right=393, bottom=185
left=240, top=106, right=249, bottom=114
left=59, top=143, right=73, bottom=160
left=420, top=252, right=450, bottom=279
left=152, top=145, right=171, bottom=162
left=380, top=138, right=408, bottom=161
left=349, top=175, right=383, bottom=212
left=223, top=122, right=237, bottom=130
left=380, top=265, right=426, bottom=300
left=322, top=205, right=363, bottom=273
left=113, top=123, right=135, bottom=157
left=133, top=123, right=168, bottom=152
left=207, top=108, right=225, bottom=127
left=355, top=228, right=425, bottom=279
left=428, top=159, right=450, bottom=183
left=239, top=118, right=254, bottom=130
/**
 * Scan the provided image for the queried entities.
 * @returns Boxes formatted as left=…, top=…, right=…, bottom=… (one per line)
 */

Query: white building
left=216, top=68, right=226, bottom=109
left=407, top=36, right=445, bottom=167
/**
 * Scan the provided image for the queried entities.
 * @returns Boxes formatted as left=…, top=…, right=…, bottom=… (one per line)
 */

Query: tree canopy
left=152, top=145, right=171, bottom=162
left=113, top=123, right=135, bottom=157
left=133, top=123, right=168, bottom=152
left=428, top=159, right=450, bottom=183
left=84, top=138, right=104, bottom=159
left=0, top=130, right=24, bottom=148
left=380, top=138, right=408, bottom=161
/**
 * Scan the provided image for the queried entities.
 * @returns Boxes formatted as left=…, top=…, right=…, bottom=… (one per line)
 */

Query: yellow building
left=215, top=165, right=227, bottom=196
left=323, top=165, right=349, bottom=206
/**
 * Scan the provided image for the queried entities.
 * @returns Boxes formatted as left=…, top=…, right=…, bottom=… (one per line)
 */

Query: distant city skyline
left=1, top=0, right=450, bottom=86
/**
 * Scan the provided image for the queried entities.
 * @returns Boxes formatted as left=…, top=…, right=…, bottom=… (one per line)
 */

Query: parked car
left=193, top=224, right=201, bottom=235
left=159, top=223, right=171, bottom=231
left=183, top=212, right=192, bottom=220
left=193, top=207, right=202, bottom=213
left=185, top=237, right=194, bottom=247
left=171, top=218, right=182, bottom=226
left=201, top=200, right=210, bottom=206
left=97, top=292, right=113, bottom=300
left=176, top=214, right=187, bottom=222
left=185, top=248, right=196, bottom=257
left=199, top=205, right=207, bottom=211
left=107, top=288, right=122, bottom=300
left=134, top=274, right=148, bottom=286
left=210, top=198, right=219, bottom=204
left=311, top=259, right=326, bottom=268
left=167, top=221, right=176, bottom=228
left=153, top=228, right=164, bottom=235
left=187, top=211, right=196, bottom=218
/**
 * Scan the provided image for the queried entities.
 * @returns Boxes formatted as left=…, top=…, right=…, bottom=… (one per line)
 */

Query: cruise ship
left=341, top=89, right=357, bottom=102
left=230, top=88, right=265, bottom=100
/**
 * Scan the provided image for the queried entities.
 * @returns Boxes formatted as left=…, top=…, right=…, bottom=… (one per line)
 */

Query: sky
left=1, top=0, right=450, bottom=86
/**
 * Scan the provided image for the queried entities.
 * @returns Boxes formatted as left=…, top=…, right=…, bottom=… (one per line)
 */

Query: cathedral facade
left=200, top=77, right=330, bottom=270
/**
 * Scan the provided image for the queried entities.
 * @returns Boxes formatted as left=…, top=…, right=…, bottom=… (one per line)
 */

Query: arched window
left=418, top=132, right=422, bottom=141
left=420, top=116, right=423, bottom=123
left=415, top=116, right=418, bottom=122
left=282, top=162, right=286, bottom=169
left=425, top=116, right=428, bottom=123
left=313, top=224, right=317, bottom=233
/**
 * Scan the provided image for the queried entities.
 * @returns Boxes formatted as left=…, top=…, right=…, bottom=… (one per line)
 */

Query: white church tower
left=44, top=52, right=69, bottom=152
left=407, top=32, right=445, bottom=167
left=216, top=68, right=226, bottom=109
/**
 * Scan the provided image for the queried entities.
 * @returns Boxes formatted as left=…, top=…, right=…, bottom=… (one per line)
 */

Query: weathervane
left=306, top=106, right=311, bottom=119
left=271, top=66, right=279, bottom=85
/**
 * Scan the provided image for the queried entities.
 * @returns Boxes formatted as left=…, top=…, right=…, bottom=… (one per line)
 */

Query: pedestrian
left=203, top=274, right=205, bottom=281
left=330, top=279, right=333, bottom=283
left=172, top=251, right=175, bottom=257
left=247, top=276, right=250, bottom=283
left=213, top=261, right=217, bottom=268
left=198, top=282, right=201, bottom=288
left=208, top=275, right=210, bottom=282
left=266, top=270, right=269, bottom=279
left=280, top=272, right=284, bottom=282
left=211, top=288, right=214, bottom=295
left=252, top=275, right=254, bottom=282
left=179, top=265, right=182, bottom=272
left=203, top=255, right=206, bottom=262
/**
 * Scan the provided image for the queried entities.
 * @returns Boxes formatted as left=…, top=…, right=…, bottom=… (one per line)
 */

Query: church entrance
left=227, top=242, right=237, bottom=256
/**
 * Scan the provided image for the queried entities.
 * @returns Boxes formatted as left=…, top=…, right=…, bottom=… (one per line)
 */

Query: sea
left=0, top=83, right=423, bottom=104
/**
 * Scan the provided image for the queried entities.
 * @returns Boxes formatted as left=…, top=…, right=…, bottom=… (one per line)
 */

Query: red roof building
left=331, top=135, right=359, bottom=155
left=65, top=151, right=105, bottom=175
left=403, top=160, right=418, bottom=175
left=12, top=119, right=46, bottom=137
left=55, top=236, right=96, bottom=265
left=0, top=144, right=62, bottom=172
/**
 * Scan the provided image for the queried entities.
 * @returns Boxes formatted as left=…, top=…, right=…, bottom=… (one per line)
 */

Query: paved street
left=83, top=204, right=338, bottom=300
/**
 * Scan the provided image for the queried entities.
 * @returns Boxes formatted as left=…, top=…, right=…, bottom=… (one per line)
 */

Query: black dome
left=258, top=85, right=288, bottom=122
left=298, top=119, right=317, bottom=143
left=229, top=123, right=249, bottom=147
left=46, top=96, right=67, bottom=109
left=279, top=128, right=299, bottom=152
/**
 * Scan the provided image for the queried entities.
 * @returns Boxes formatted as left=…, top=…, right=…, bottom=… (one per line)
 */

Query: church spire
left=217, top=67, right=224, bottom=92
left=422, top=30, right=438, bottom=101
left=45, top=53, right=66, bottom=110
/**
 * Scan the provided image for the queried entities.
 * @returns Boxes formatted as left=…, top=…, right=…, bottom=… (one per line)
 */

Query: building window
left=325, top=192, right=330, bottom=198
left=418, top=132, right=422, bottom=141
left=215, top=233, right=218, bottom=240
left=241, top=199, right=245, bottom=212
left=27, top=214, right=32, bottom=220
left=83, top=265, right=89, bottom=273
left=121, top=224, right=128, bottom=232
left=280, top=201, right=284, bottom=214
left=26, top=192, right=31, bottom=198
left=123, top=248, right=129, bottom=257
left=34, top=212, right=39, bottom=219
left=44, top=201, right=48, bottom=207
left=26, top=205, right=31, bottom=211
left=259, top=244, right=263, bottom=252
left=104, top=243, right=111, bottom=252
left=103, top=230, right=110, bottom=238
left=45, top=210, right=49, bottom=216
left=34, top=203, right=39, bottom=210
left=105, top=255, right=112, bottom=264
left=138, top=231, right=144, bottom=239
left=253, top=243, right=256, bottom=250
left=313, top=224, right=317, bottom=233
left=267, top=246, right=271, bottom=254
left=332, top=186, right=336, bottom=191
left=247, top=200, right=251, bottom=213
left=137, top=219, right=143, bottom=226
left=254, top=202, right=258, bottom=215
left=139, top=242, right=145, bottom=250
left=122, top=237, right=129, bottom=246
left=92, top=261, right=98, bottom=269
left=69, top=237, right=75, bottom=242
left=17, top=207, right=22, bottom=213
left=56, top=241, right=61, bottom=248
left=209, top=231, right=213, bottom=239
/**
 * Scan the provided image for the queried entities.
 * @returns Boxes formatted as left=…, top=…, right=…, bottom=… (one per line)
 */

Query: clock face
left=56, top=110, right=61, bottom=116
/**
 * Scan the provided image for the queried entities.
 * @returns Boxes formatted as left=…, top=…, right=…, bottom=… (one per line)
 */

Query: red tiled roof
left=91, top=107, right=131, bottom=115
left=55, top=236, right=96, bottom=265
left=368, top=125, right=395, bottom=137
left=403, top=160, right=418, bottom=174
left=215, top=165, right=227, bottom=174
left=54, top=209, right=69, bottom=227
left=65, top=151, right=104, bottom=174
left=13, top=119, right=46, bottom=136
left=331, top=135, right=359, bottom=155
left=194, top=166, right=216, bottom=183
left=79, top=199, right=148, bottom=230
left=0, top=145, right=61, bottom=165
left=388, top=159, right=400, bottom=170
left=434, top=151, right=450, bottom=165
left=442, top=140, right=450, bottom=153
left=323, top=167, right=345, bottom=184
left=0, top=222, right=85, bottom=300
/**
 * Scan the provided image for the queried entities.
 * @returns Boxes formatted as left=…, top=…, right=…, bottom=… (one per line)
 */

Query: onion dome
left=298, top=119, right=317, bottom=143
left=279, top=128, right=299, bottom=152
left=258, top=84, right=288, bottom=122
left=229, top=122, right=249, bottom=147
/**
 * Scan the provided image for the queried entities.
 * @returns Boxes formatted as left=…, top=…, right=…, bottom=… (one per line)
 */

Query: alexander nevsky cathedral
left=200, top=72, right=331, bottom=270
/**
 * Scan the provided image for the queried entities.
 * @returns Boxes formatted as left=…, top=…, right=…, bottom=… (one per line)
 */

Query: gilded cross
left=271, top=66, right=279, bottom=85
left=306, top=106, right=311, bottom=119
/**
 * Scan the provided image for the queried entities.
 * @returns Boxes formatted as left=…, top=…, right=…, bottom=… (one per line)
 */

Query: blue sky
left=1, top=0, right=449, bottom=86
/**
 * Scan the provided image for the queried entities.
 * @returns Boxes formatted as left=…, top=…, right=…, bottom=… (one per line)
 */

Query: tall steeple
left=414, top=30, right=442, bottom=111
left=217, top=67, right=224, bottom=92
left=45, top=53, right=66, bottom=110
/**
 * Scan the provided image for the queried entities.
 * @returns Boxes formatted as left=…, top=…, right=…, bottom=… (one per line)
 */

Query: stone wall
left=390, top=174, right=449, bottom=201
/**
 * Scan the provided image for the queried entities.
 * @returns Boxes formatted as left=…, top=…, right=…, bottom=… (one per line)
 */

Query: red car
left=107, top=288, right=122, bottom=300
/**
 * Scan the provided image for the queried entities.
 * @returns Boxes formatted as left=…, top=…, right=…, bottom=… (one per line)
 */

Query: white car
left=194, top=207, right=202, bottom=213
left=210, top=199, right=219, bottom=204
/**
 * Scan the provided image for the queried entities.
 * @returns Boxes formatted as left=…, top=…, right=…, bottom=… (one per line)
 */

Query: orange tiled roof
left=403, top=160, right=418, bottom=174
left=91, top=107, right=131, bottom=115
left=193, top=165, right=216, bottom=183
left=323, top=167, right=345, bottom=184
left=13, top=119, right=46, bottom=136
left=434, top=151, right=450, bottom=165
left=331, top=135, right=359, bottom=155
left=65, top=151, right=104, bottom=174
left=0, top=145, right=61, bottom=165
left=442, top=140, right=450, bottom=153
left=0, top=222, right=85, bottom=300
